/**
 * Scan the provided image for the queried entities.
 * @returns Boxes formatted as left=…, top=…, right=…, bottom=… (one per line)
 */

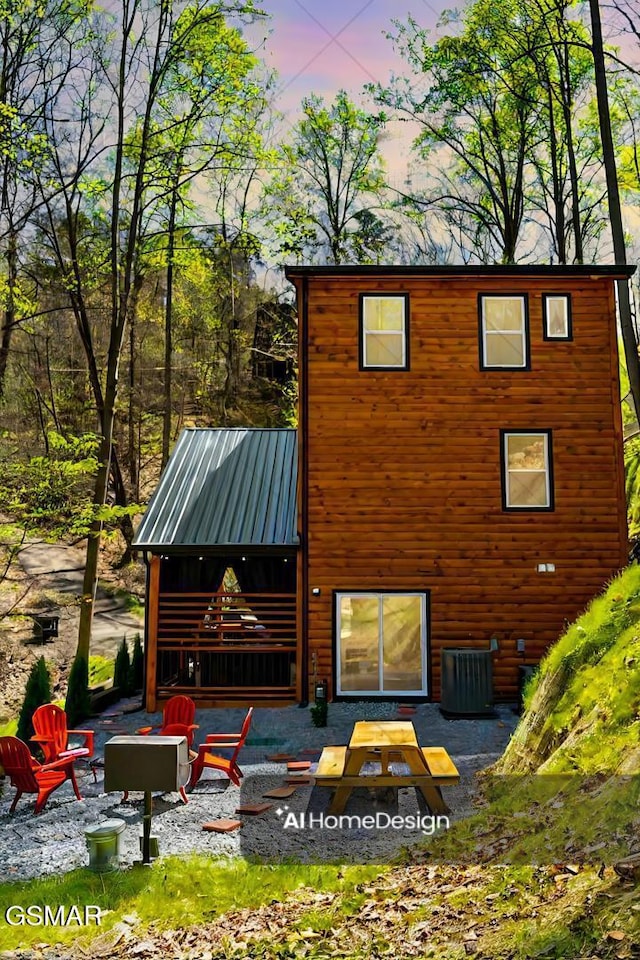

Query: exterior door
left=335, top=592, right=428, bottom=696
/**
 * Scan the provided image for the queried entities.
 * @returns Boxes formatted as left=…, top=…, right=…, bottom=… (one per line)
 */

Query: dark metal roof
left=285, top=264, right=636, bottom=279
left=133, top=428, right=298, bottom=550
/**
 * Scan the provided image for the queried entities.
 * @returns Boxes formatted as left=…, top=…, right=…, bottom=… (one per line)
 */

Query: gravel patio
left=0, top=699, right=518, bottom=881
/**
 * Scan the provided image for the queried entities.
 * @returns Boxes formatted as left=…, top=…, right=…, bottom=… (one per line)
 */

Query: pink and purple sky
left=249, top=0, right=449, bottom=180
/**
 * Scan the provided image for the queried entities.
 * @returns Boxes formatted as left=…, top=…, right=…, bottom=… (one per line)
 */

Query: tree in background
left=265, top=90, right=389, bottom=264
left=135, top=4, right=271, bottom=465
left=524, top=0, right=605, bottom=263
left=28, top=0, right=266, bottom=672
left=130, top=634, right=144, bottom=691
left=65, top=653, right=90, bottom=727
left=373, top=0, right=542, bottom=263
left=113, top=636, right=132, bottom=695
left=588, top=0, right=640, bottom=422
left=0, top=0, right=94, bottom=399
left=16, top=656, right=51, bottom=744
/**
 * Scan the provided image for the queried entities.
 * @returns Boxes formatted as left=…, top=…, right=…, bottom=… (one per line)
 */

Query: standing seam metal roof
left=133, top=428, right=298, bottom=549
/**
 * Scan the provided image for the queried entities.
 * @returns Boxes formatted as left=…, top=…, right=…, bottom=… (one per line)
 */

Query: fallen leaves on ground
left=19, top=861, right=628, bottom=960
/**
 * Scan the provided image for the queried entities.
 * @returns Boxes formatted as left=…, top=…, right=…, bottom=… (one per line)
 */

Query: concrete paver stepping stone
left=235, top=803, right=272, bottom=815
left=202, top=819, right=243, bottom=832
left=262, top=785, right=297, bottom=799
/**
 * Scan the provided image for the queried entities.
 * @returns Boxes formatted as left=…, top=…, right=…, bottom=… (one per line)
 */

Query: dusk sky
left=247, top=0, right=450, bottom=180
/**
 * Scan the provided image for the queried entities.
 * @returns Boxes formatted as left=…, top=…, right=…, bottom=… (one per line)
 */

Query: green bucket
left=85, top=818, right=126, bottom=872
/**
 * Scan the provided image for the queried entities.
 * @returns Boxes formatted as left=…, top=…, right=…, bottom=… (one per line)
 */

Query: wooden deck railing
left=154, top=592, right=297, bottom=697
left=157, top=591, right=296, bottom=646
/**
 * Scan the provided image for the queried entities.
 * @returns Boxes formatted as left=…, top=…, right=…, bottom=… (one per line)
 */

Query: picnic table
left=313, top=720, right=459, bottom=815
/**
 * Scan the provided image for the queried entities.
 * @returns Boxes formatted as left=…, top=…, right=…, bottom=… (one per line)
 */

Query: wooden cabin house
left=135, top=264, right=633, bottom=709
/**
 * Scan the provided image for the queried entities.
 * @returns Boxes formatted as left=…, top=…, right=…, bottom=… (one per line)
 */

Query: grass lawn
left=0, top=857, right=383, bottom=951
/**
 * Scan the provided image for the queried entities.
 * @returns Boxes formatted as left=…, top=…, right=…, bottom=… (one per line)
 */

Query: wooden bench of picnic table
left=313, top=739, right=459, bottom=815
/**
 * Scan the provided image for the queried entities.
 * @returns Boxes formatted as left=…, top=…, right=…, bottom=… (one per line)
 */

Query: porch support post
left=145, top=554, right=160, bottom=712
left=296, top=547, right=304, bottom=702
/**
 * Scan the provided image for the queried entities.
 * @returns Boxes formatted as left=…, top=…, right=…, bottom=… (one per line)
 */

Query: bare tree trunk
left=161, top=184, right=178, bottom=469
left=53, top=197, right=136, bottom=559
left=590, top=0, right=640, bottom=420
left=76, top=378, right=117, bottom=661
left=0, top=232, right=17, bottom=398
left=560, top=36, right=583, bottom=263
left=44, top=336, right=61, bottom=431
left=128, top=307, right=138, bottom=500
left=545, top=81, right=566, bottom=263
left=76, top=0, right=169, bottom=659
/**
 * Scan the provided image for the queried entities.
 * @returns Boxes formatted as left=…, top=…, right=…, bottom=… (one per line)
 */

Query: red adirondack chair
left=31, top=703, right=95, bottom=782
left=32, top=703, right=94, bottom=763
left=0, top=736, right=82, bottom=814
left=137, top=694, right=199, bottom=747
left=135, top=695, right=198, bottom=804
left=189, top=707, right=253, bottom=789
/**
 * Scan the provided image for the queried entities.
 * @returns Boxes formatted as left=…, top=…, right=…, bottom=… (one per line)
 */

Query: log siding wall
left=294, top=272, right=628, bottom=701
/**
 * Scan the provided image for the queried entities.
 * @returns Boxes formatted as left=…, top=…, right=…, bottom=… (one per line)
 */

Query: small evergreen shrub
left=16, top=656, right=52, bottom=743
left=65, top=655, right=91, bottom=727
left=130, top=634, right=144, bottom=692
left=113, top=636, right=132, bottom=694
left=310, top=701, right=328, bottom=728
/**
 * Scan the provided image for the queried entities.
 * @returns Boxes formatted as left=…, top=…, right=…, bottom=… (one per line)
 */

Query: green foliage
left=265, top=89, right=389, bottom=265
left=372, top=0, right=599, bottom=263
left=113, top=636, right=132, bottom=694
left=625, top=435, right=640, bottom=537
left=310, top=700, right=328, bottom=727
left=0, top=432, right=98, bottom=536
left=16, top=656, right=51, bottom=744
left=88, top=655, right=114, bottom=687
left=130, top=633, right=144, bottom=691
left=500, top=562, right=640, bottom=778
left=619, top=347, right=636, bottom=424
left=0, top=717, right=17, bottom=737
left=0, top=856, right=381, bottom=951
left=65, top=654, right=91, bottom=727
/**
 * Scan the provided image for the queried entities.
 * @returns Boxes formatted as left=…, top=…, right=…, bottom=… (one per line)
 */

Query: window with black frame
left=479, top=294, right=530, bottom=369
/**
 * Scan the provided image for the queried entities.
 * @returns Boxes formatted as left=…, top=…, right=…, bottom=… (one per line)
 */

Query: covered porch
left=134, top=428, right=300, bottom=709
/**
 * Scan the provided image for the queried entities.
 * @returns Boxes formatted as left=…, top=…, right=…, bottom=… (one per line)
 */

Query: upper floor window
left=501, top=430, right=553, bottom=510
left=479, top=295, right=529, bottom=370
left=543, top=294, right=572, bottom=340
left=359, top=294, right=409, bottom=370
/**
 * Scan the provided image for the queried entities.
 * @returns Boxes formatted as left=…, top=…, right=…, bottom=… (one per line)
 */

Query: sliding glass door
left=336, top=592, right=428, bottom=696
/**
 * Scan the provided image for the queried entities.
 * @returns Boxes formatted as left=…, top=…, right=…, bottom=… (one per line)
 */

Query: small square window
left=543, top=294, right=572, bottom=340
left=501, top=430, right=554, bottom=510
left=479, top=295, right=529, bottom=369
left=360, top=294, right=409, bottom=369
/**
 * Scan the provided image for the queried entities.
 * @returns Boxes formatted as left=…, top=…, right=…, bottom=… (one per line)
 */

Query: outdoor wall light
left=312, top=587, right=321, bottom=596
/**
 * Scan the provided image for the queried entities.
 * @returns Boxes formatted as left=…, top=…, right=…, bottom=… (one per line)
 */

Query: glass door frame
left=334, top=590, right=430, bottom=697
